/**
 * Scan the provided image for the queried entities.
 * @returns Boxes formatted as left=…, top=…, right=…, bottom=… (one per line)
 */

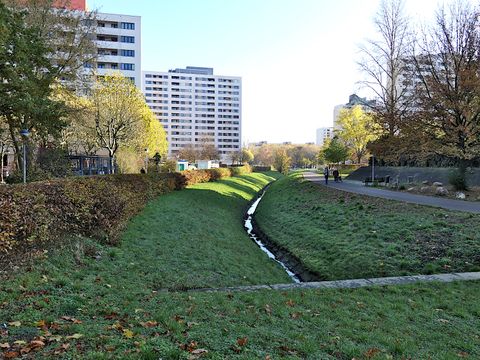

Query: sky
left=88, top=0, right=443, bottom=144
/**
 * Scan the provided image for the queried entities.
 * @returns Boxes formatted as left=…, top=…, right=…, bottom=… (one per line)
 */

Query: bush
left=230, top=164, right=252, bottom=176
left=253, top=166, right=272, bottom=172
left=448, top=168, right=469, bottom=191
left=206, top=167, right=232, bottom=181
left=0, top=173, right=177, bottom=255
left=0, top=166, right=252, bottom=257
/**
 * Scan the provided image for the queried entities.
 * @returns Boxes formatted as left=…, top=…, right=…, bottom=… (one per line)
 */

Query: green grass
left=1, top=171, right=480, bottom=358
left=255, top=173, right=480, bottom=280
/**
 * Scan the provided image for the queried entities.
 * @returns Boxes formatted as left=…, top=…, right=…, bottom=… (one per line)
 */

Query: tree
left=90, top=73, right=166, bottom=173
left=5, top=0, right=97, bottom=87
left=199, top=143, right=220, bottom=160
left=178, top=145, right=199, bottom=163
left=0, top=118, right=14, bottom=183
left=273, top=148, right=291, bottom=175
left=411, top=0, right=480, bottom=179
left=241, top=148, right=254, bottom=164
left=358, top=0, right=413, bottom=159
left=336, top=105, right=379, bottom=164
left=322, top=137, right=349, bottom=164
left=0, top=2, right=67, bottom=170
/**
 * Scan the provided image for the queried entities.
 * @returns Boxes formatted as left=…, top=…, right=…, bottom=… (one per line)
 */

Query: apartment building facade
left=95, top=13, right=142, bottom=89
left=142, top=66, right=242, bottom=160
left=316, top=127, right=334, bottom=146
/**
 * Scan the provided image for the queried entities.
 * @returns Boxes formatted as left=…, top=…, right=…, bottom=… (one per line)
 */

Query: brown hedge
left=0, top=166, right=252, bottom=255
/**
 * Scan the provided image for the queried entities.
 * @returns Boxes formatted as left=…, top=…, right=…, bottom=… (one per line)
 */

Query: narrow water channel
left=244, top=189, right=301, bottom=283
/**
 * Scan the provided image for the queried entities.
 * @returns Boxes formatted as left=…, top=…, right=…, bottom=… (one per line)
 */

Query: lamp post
left=20, top=129, right=30, bottom=184
left=371, top=153, right=375, bottom=184
left=144, top=148, right=149, bottom=174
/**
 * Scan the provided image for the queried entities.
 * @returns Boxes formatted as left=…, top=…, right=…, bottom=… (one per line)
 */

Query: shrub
left=448, top=168, right=468, bottom=191
left=230, top=164, right=252, bottom=176
left=253, top=166, right=272, bottom=172
left=206, top=167, right=232, bottom=181
left=0, top=173, right=176, bottom=255
left=0, top=166, right=252, bottom=258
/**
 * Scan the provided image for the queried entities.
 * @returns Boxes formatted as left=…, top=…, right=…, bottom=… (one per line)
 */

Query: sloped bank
left=244, top=183, right=324, bottom=283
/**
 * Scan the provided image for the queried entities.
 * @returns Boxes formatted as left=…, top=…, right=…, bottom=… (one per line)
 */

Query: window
left=121, top=63, right=135, bottom=71
left=121, top=36, right=135, bottom=43
left=110, top=22, right=118, bottom=28
left=98, top=63, right=106, bottom=69
left=121, top=49, right=135, bottom=57
left=121, top=22, right=135, bottom=30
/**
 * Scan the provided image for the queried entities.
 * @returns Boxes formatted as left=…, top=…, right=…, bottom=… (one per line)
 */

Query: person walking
left=333, top=168, right=339, bottom=182
left=323, top=166, right=330, bottom=185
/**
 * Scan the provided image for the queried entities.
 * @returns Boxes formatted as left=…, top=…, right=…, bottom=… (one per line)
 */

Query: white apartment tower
left=95, top=13, right=142, bottom=88
left=142, top=67, right=242, bottom=160
left=316, top=127, right=334, bottom=146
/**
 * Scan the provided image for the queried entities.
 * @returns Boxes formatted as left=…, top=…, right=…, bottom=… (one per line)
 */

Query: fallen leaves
left=122, top=329, right=134, bottom=339
left=66, top=333, right=83, bottom=340
left=7, top=321, right=21, bottom=327
left=139, top=320, right=158, bottom=328
left=364, top=348, right=381, bottom=358
left=61, top=316, right=82, bottom=324
left=237, top=337, right=248, bottom=347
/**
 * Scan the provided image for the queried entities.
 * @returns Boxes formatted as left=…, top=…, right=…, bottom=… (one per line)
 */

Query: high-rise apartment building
left=316, top=127, right=334, bottom=146
left=142, top=66, right=242, bottom=160
left=95, top=13, right=142, bottom=89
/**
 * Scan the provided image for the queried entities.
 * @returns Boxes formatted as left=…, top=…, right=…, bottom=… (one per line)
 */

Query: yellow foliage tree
left=90, top=72, right=167, bottom=173
left=336, top=105, right=380, bottom=164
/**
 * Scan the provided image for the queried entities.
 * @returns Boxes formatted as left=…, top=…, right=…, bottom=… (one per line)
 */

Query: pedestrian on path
left=333, top=168, right=339, bottom=182
left=323, top=166, right=330, bottom=185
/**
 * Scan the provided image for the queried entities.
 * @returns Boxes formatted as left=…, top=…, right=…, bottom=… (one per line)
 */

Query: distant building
left=316, top=127, right=334, bottom=146
left=333, top=94, right=376, bottom=130
left=142, top=66, right=242, bottom=161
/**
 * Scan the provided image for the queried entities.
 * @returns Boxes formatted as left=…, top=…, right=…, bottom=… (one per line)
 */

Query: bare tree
left=358, top=0, right=412, bottom=138
left=411, top=0, right=480, bottom=178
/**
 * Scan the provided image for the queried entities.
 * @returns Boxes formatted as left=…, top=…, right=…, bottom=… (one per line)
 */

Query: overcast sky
left=88, top=0, right=443, bottom=144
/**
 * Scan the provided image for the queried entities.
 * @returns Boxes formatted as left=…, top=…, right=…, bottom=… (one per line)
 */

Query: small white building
left=196, top=160, right=219, bottom=169
left=176, top=160, right=189, bottom=171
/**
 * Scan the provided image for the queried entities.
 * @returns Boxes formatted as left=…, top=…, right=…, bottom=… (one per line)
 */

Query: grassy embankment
left=1, top=172, right=479, bottom=358
left=255, top=172, right=480, bottom=280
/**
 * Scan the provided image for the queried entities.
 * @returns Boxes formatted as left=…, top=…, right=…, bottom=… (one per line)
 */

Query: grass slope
left=255, top=173, right=480, bottom=280
left=1, top=172, right=479, bottom=358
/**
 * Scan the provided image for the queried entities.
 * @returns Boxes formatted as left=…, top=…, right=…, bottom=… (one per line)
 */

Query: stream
left=244, top=189, right=301, bottom=283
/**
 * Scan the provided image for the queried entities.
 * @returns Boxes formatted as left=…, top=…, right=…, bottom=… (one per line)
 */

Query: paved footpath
left=189, top=272, right=480, bottom=293
left=303, top=172, right=480, bottom=214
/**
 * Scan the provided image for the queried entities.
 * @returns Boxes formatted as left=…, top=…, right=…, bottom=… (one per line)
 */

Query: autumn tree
left=411, top=0, right=480, bottom=181
left=199, top=143, right=220, bottom=160
left=241, top=148, right=254, bottom=164
left=273, top=148, right=291, bottom=175
left=90, top=73, right=167, bottom=173
left=336, top=105, right=379, bottom=164
left=178, top=145, right=199, bottom=163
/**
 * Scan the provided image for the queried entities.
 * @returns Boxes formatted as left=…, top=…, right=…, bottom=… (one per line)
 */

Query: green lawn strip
left=255, top=173, right=480, bottom=280
left=1, top=276, right=479, bottom=358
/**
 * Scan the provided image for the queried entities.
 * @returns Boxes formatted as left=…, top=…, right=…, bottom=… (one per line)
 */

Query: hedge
left=0, top=165, right=252, bottom=255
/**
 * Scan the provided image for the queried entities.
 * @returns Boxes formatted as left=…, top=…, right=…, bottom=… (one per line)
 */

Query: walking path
left=303, top=172, right=480, bottom=214
left=188, top=272, right=480, bottom=293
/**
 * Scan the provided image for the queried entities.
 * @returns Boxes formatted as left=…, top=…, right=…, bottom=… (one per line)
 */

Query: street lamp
left=144, top=148, right=149, bottom=174
left=20, top=129, right=30, bottom=184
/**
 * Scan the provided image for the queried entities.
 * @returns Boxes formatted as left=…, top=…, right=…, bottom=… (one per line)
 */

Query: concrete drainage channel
left=244, top=185, right=322, bottom=283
